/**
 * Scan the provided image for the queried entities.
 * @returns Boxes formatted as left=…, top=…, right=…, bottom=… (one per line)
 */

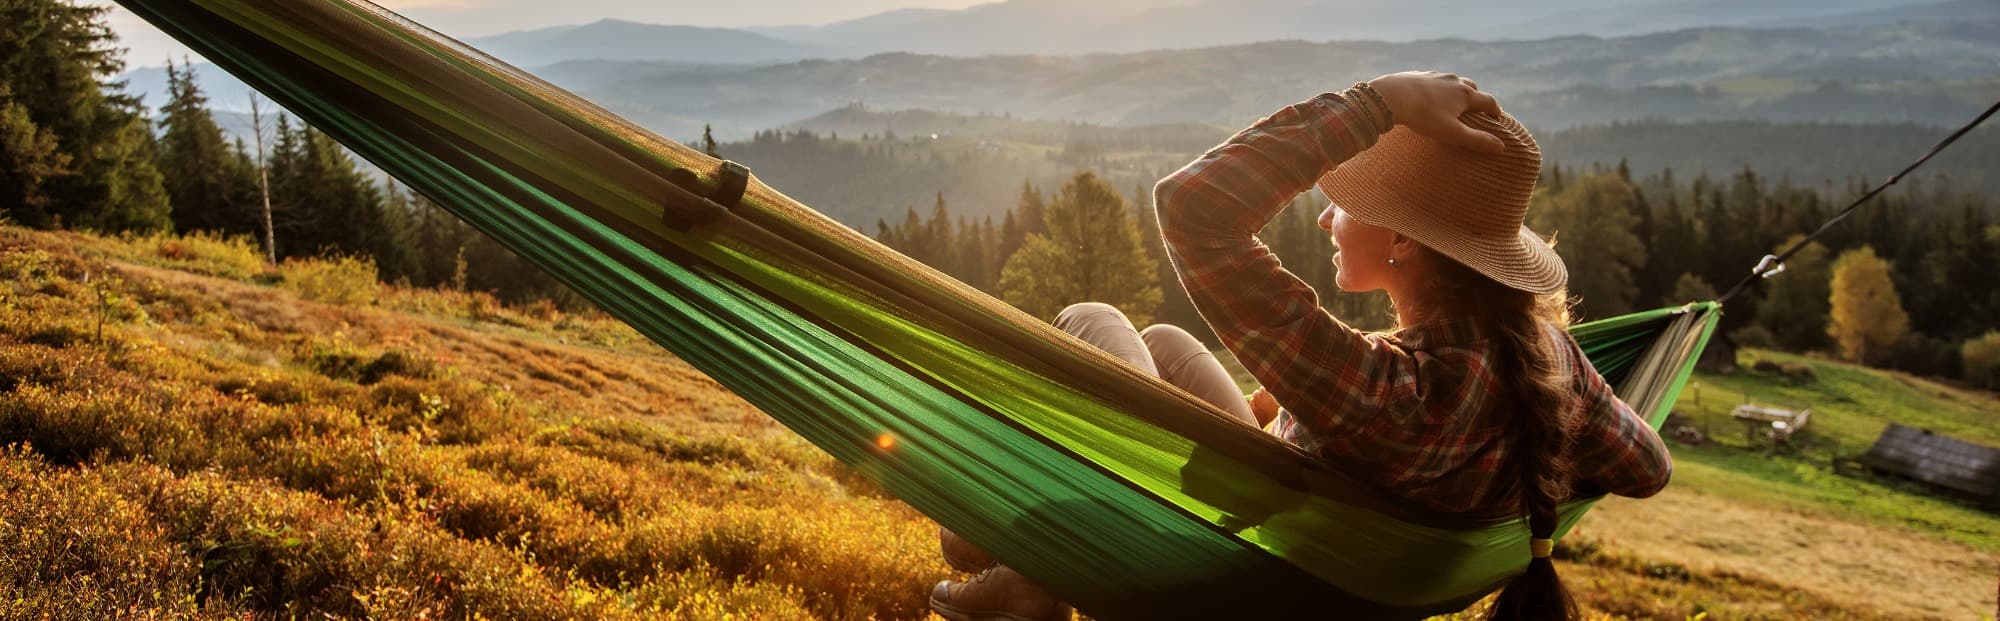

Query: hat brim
left=1336, top=197, right=1568, bottom=295
left=1314, top=116, right=1567, bottom=295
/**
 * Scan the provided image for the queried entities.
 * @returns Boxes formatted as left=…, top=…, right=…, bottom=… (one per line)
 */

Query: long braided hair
left=1407, top=246, right=1581, bottom=620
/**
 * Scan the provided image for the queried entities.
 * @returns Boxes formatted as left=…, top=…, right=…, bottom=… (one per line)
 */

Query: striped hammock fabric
left=113, top=1, right=1722, bottom=617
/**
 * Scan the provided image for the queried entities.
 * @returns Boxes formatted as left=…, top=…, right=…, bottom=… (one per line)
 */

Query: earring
left=1387, top=258, right=1400, bottom=268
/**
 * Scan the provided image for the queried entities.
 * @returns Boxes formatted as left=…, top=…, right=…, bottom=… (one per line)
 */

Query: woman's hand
left=1367, top=71, right=1506, bottom=154
left=1248, top=387, right=1281, bottom=428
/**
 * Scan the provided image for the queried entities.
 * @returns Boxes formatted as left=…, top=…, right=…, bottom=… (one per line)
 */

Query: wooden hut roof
left=1858, top=424, right=2000, bottom=499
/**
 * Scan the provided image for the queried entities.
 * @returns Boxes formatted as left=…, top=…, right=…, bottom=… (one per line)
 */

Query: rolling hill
left=563, top=20, right=2000, bottom=141
left=464, top=19, right=837, bottom=66
left=124, top=15, right=2000, bottom=142
left=465, top=0, right=1947, bottom=63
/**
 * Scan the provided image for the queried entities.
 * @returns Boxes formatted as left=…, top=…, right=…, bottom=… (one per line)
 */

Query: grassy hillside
left=1, top=224, right=1994, bottom=619
left=1583, top=347, right=2000, bottom=619
left=0, top=226, right=946, bottom=619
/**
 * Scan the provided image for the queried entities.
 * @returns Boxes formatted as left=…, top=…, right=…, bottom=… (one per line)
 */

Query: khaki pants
left=1053, top=303, right=1256, bottom=427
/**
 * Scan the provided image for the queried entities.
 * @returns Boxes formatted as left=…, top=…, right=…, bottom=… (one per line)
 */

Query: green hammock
left=113, top=1, right=1721, bottom=617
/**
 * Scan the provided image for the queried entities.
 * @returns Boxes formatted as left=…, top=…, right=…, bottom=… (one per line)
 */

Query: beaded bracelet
left=1350, top=81, right=1394, bottom=130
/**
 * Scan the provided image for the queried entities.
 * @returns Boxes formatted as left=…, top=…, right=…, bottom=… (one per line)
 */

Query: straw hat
left=1315, top=111, right=1567, bottom=294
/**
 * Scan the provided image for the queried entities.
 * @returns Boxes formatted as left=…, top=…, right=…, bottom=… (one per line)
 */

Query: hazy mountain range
left=129, top=18, right=2000, bottom=145
left=560, top=19, right=2000, bottom=141
left=458, top=0, right=1978, bottom=65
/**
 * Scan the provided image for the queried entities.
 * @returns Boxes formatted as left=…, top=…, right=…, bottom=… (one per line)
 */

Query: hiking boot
left=939, top=526, right=998, bottom=573
left=930, top=565, right=1073, bottom=621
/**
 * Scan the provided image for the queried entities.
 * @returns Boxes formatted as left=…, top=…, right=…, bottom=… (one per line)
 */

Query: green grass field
left=1675, top=348, right=2000, bottom=553
left=1, top=224, right=1994, bottom=619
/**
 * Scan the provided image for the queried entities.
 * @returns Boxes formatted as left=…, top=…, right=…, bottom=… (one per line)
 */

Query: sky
left=89, top=0, right=996, bottom=69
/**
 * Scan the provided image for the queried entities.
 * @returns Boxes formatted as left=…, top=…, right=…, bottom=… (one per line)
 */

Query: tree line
left=874, top=162, right=1999, bottom=388
left=0, top=1, right=572, bottom=304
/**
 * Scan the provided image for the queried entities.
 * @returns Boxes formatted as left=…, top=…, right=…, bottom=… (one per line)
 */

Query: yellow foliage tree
left=1826, top=246, right=1909, bottom=364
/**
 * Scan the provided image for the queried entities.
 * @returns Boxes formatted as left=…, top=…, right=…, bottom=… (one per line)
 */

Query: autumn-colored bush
left=1962, top=331, right=2000, bottom=389
left=132, top=230, right=267, bottom=280
left=0, top=448, right=219, bottom=620
left=279, top=255, right=378, bottom=305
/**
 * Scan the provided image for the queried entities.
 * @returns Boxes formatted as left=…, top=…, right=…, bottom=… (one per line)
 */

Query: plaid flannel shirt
left=1153, top=89, right=1672, bottom=515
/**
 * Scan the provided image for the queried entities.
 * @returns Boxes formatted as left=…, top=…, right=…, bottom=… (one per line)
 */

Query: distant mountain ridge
left=122, top=14, right=2000, bottom=148
left=1757, top=0, right=2000, bottom=28
left=557, top=20, right=2000, bottom=140
left=465, top=19, right=838, bottom=66
left=447, top=0, right=1947, bottom=66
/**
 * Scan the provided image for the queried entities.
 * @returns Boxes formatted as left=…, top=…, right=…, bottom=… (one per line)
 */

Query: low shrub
left=669, top=504, right=943, bottom=619
left=463, top=442, right=653, bottom=520
left=279, top=255, right=378, bottom=306
left=214, top=374, right=311, bottom=405
left=0, top=382, right=191, bottom=467
left=1729, top=325, right=1775, bottom=350
left=628, top=562, right=815, bottom=619
left=1778, top=361, right=1817, bottom=383
left=0, top=345, right=69, bottom=393
left=1749, top=358, right=1819, bottom=384
left=1880, top=332, right=1960, bottom=379
left=360, top=376, right=524, bottom=444
left=105, top=462, right=619, bottom=620
left=0, top=449, right=220, bottom=620
left=1962, top=331, right=2000, bottom=390
left=308, top=345, right=435, bottom=385
left=135, top=231, right=267, bottom=280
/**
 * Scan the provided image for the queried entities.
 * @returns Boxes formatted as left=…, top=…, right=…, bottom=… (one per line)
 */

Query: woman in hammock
left=928, top=72, right=1674, bottom=621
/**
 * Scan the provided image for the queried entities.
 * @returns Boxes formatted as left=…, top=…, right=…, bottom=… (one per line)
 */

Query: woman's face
left=1319, top=204, right=1396, bottom=293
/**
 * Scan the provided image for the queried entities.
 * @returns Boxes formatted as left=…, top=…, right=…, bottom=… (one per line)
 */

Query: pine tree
left=0, top=89, right=72, bottom=215
left=0, top=0, right=169, bottom=232
left=1828, top=246, right=1910, bottom=365
left=896, top=206, right=929, bottom=265
left=996, top=171, right=1162, bottom=323
left=1015, top=179, right=1046, bottom=238
left=156, top=60, right=258, bottom=235
left=1753, top=235, right=1832, bottom=351
left=1643, top=188, right=1696, bottom=308
left=701, top=124, right=719, bottom=158
left=264, top=117, right=416, bottom=280
left=973, top=215, right=999, bottom=292
left=1914, top=204, right=1998, bottom=340
left=1528, top=172, right=1647, bottom=320
left=874, top=217, right=897, bottom=250
left=927, top=192, right=953, bottom=273
left=998, top=209, right=1021, bottom=262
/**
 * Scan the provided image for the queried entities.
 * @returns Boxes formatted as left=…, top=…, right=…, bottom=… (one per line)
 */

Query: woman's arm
left=1154, top=72, right=1503, bottom=444
left=1571, top=368, right=1675, bottom=498
left=1154, top=87, right=1393, bottom=442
